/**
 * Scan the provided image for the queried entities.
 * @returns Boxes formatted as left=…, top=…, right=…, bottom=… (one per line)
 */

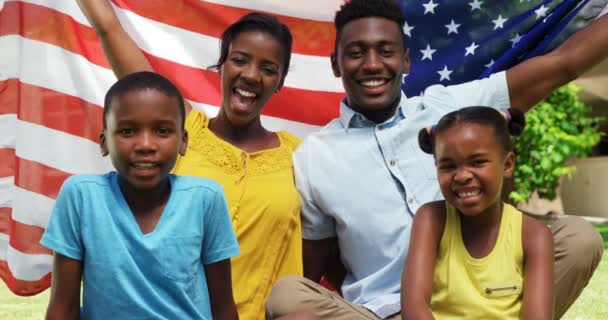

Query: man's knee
left=266, top=276, right=314, bottom=317
left=553, top=216, right=604, bottom=273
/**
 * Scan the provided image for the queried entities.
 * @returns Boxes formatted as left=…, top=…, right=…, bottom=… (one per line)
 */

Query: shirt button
left=389, top=160, right=396, bottom=166
left=408, top=198, right=414, bottom=204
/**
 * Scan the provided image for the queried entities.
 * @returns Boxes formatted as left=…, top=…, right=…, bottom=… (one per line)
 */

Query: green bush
left=510, top=84, right=605, bottom=204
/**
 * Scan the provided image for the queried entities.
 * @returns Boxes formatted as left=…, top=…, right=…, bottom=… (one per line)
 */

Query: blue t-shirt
left=40, top=172, right=239, bottom=320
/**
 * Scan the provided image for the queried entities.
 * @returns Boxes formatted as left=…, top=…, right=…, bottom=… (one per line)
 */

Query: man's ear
left=100, top=131, right=109, bottom=156
left=402, top=48, right=411, bottom=74
left=330, top=52, right=341, bottom=78
left=504, top=151, right=515, bottom=178
left=179, top=130, right=188, bottom=156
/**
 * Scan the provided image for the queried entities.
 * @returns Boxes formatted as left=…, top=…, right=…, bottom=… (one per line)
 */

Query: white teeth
left=361, top=79, right=386, bottom=87
left=133, top=163, right=155, bottom=169
left=235, top=88, right=256, bottom=97
left=458, top=190, right=481, bottom=198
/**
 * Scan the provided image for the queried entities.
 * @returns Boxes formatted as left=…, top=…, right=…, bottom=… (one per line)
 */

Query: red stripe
left=0, top=260, right=51, bottom=296
left=0, top=208, right=10, bottom=235
left=15, top=157, right=72, bottom=200
left=115, top=0, right=336, bottom=57
left=0, top=76, right=19, bottom=115
left=1, top=2, right=341, bottom=126
left=0, top=79, right=104, bottom=143
left=8, top=219, right=52, bottom=256
left=0, top=149, right=15, bottom=178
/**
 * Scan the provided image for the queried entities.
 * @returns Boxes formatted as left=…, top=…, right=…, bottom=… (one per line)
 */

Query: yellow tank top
left=172, top=110, right=303, bottom=320
left=430, top=203, right=524, bottom=319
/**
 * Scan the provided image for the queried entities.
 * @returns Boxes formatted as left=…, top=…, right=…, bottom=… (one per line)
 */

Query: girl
left=75, top=2, right=303, bottom=319
left=401, top=107, right=553, bottom=319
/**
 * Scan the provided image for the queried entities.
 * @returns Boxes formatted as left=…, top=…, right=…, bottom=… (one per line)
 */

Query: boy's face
left=100, top=89, right=187, bottom=190
left=331, top=17, right=410, bottom=118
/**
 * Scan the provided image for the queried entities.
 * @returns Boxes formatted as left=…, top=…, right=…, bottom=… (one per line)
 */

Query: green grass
left=2, top=225, right=608, bottom=319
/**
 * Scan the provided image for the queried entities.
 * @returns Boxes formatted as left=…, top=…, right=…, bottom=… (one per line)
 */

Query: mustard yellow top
left=172, top=110, right=303, bottom=320
left=431, top=203, right=523, bottom=319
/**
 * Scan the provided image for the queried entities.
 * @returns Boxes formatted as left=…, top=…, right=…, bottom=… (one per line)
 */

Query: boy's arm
left=401, top=201, right=445, bottom=320
left=75, top=0, right=192, bottom=113
left=521, top=215, right=554, bottom=320
left=45, top=253, right=82, bottom=320
left=506, top=15, right=608, bottom=113
left=205, top=259, right=239, bottom=320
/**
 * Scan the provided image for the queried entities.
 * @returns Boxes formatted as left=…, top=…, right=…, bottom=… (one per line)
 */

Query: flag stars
left=543, top=13, right=553, bottom=23
left=510, top=33, right=523, bottom=47
left=403, top=21, right=415, bottom=37
left=469, top=0, right=483, bottom=11
left=437, top=65, right=453, bottom=81
left=535, top=5, right=549, bottom=19
left=485, top=60, right=495, bottom=68
left=445, top=20, right=461, bottom=35
left=493, top=14, right=508, bottom=30
left=423, top=0, right=439, bottom=15
left=465, top=42, right=479, bottom=56
left=420, top=44, right=437, bottom=61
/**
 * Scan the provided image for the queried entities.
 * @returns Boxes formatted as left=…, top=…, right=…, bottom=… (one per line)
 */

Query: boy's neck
left=117, top=175, right=171, bottom=218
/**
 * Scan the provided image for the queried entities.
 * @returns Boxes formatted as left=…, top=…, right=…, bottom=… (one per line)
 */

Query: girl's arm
left=205, top=259, right=239, bottom=320
left=45, top=253, right=82, bottom=320
left=521, top=215, right=554, bottom=320
left=401, top=201, right=446, bottom=320
left=75, top=0, right=192, bottom=113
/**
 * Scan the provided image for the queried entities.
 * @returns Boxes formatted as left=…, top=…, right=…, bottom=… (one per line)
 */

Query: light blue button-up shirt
left=293, top=71, right=510, bottom=318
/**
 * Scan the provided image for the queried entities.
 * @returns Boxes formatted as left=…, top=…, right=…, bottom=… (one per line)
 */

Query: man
left=265, top=0, right=607, bottom=319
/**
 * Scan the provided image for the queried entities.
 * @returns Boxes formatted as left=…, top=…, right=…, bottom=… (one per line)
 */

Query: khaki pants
left=266, top=216, right=603, bottom=320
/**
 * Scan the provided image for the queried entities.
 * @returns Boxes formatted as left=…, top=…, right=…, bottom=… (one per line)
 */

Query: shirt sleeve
left=39, top=176, right=84, bottom=260
left=201, top=187, right=240, bottom=265
left=293, top=140, right=337, bottom=240
left=423, top=71, right=510, bottom=114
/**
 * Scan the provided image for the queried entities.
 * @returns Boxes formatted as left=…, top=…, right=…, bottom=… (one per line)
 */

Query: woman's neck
left=209, top=111, right=277, bottom=152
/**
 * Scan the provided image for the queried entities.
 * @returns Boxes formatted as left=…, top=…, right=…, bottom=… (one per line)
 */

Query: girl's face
left=434, top=123, right=514, bottom=217
left=219, top=30, right=285, bottom=126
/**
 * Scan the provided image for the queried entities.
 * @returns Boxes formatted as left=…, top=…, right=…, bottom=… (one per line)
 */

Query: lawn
left=2, top=225, right=608, bottom=319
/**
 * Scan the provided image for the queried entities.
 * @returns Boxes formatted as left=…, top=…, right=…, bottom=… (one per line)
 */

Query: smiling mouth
left=456, top=190, right=481, bottom=199
left=359, top=79, right=388, bottom=88
left=131, top=162, right=159, bottom=170
left=231, top=88, right=258, bottom=112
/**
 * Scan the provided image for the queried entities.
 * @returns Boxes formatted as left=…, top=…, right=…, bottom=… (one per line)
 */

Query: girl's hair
left=208, top=12, right=293, bottom=82
left=418, top=106, right=525, bottom=155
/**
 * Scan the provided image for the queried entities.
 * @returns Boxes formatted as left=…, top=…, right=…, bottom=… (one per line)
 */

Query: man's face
left=331, top=17, right=410, bottom=119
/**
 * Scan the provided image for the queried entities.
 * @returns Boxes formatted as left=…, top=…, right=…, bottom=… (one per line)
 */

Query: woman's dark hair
left=208, top=12, right=293, bottom=82
left=418, top=106, right=526, bottom=155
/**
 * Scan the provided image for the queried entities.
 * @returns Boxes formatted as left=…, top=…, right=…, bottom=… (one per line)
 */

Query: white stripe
left=6, top=245, right=52, bottom=281
left=205, top=0, right=342, bottom=22
left=0, top=235, right=7, bottom=261
left=0, top=35, right=117, bottom=106
left=16, top=120, right=114, bottom=175
left=22, top=0, right=344, bottom=92
left=0, top=35, right=320, bottom=137
left=0, top=176, right=14, bottom=208
left=0, top=114, right=17, bottom=148
left=12, top=186, right=54, bottom=229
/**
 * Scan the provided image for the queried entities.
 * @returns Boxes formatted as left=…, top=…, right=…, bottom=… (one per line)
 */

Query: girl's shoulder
left=414, top=200, right=448, bottom=239
left=521, top=213, right=553, bottom=252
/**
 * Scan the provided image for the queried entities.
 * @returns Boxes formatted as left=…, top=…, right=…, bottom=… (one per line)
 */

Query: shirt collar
left=338, top=92, right=409, bottom=130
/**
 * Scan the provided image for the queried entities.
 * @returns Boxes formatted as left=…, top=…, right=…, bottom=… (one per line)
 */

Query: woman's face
left=219, top=30, right=285, bottom=126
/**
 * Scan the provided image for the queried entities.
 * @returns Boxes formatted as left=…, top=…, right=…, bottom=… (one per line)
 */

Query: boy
left=41, top=71, right=239, bottom=320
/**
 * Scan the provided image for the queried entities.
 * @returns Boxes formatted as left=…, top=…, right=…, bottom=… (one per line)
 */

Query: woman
left=76, top=1, right=302, bottom=319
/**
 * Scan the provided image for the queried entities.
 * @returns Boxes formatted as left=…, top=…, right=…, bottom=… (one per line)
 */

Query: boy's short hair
left=334, top=0, right=407, bottom=51
left=103, top=71, right=186, bottom=129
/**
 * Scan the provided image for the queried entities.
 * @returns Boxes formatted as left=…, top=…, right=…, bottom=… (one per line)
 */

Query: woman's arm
left=45, top=253, right=82, bottom=320
left=521, top=215, right=554, bottom=320
left=401, top=201, right=446, bottom=320
left=205, top=259, right=239, bottom=320
left=75, top=0, right=192, bottom=113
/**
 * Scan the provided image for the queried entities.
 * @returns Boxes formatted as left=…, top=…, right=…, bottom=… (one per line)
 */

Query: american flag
left=0, top=0, right=606, bottom=296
